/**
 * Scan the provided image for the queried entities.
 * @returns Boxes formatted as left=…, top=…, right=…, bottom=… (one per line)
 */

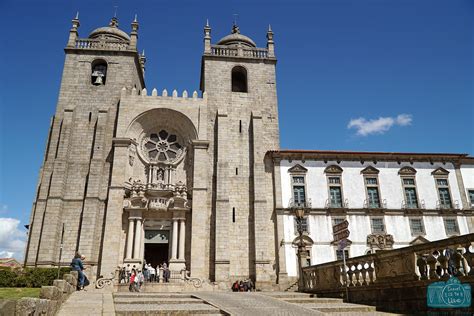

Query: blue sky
left=0, top=0, right=473, bottom=259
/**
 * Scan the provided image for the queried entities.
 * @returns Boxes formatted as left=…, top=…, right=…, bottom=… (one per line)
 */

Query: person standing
left=162, top=262, right=170, bottom=283
left=70, top=252, right=85, bottom=290
left=125, top=264, right=131, bottom=283
left=129, top=269, right=136, bottom=292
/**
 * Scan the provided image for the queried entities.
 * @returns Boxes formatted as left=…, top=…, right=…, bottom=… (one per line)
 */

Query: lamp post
left=294, top=208, right=306, bottom=290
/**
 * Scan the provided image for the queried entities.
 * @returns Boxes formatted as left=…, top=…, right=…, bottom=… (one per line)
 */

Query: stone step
left=282, top=297, right=343, bottom=304
left=305, top=302, right=377, bottom=313
left=114, top=293, right=193, bottom=298
left=262, top=292, right=316, bottom=298
left=114, top=303, right=224, bottom=315
left=114, top=297, right=202, bottom=304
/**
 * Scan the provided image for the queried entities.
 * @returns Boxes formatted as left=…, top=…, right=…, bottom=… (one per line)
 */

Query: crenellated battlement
left=121, top=87, right=207, bottom=101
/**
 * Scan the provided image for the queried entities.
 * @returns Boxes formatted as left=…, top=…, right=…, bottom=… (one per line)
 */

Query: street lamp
left=294, top=208, right=306, bottom=290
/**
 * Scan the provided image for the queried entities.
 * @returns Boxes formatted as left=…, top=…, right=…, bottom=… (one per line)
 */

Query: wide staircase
left=262, top=292, right=395, bottom=315
left=113, top=292, right=227, bottom=315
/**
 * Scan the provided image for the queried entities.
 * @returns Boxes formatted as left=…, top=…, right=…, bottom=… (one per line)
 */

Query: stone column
left=140, top=220, right=145, bottom=261
left=133, top=218, right=142, bottom=259
left=171, top=219, right=178, bottom=260
left=126, top=217, right=135, bottom=259
left=178, top=219, right=186, bottom=260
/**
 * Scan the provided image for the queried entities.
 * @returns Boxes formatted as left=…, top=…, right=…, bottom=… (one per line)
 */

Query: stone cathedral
left=25, top=15, right=280, bottom=288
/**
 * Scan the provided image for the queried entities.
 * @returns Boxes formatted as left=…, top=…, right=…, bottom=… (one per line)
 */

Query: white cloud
left=0, top=218, right=26, bottom=261
left=347, top=114, right=412, bottom=136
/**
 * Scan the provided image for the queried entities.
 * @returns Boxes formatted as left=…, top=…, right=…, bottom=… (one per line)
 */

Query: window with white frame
left=468, top=189, right=474, bottom=208
left=325, top=165, right=344, bottom=208
left=402, top=178, right=419, bottom=208
left=409, top=218, right=425, bottom=235
left=292, top=176, right=306, bottom=206
left=443, top=218, right=459, bottom=235
left=370, top=217, right=385, bottom=233
left=432, top=168, right=453, bottom=209
left=294, top=216, right=309, bottom=234
left=436, top=179, right=452, bottom=209
left=361, top=165, right=382, bottom=209
left=365, top=178, right=381, bottom=208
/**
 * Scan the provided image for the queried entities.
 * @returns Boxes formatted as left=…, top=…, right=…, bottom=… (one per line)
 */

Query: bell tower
left=200, top=22, right=280, bottom=288
left=25, top=13, right=145, bottom=277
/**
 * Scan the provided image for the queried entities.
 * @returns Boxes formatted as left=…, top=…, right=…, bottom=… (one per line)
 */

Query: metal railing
left=401, top=199, right=426, bottom=210
left=363, top=199, right=387, bottom=209
left=436, top=200, right=460, bottom=210
left=325, top=198, right=349, bottom=209
left=288, top=198, right=312, bottom=209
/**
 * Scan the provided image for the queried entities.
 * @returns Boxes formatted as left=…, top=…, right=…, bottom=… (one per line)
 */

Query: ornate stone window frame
left=288, top=164, right=309, bottom=207
left=408, top=217, right=425, bottom=236
left=432, top=167, right=455, bottom=210
left=325, top=165, right=345, bottom=208
left=443, top=217, right=460, bottom=236
left=361, top=166, right=384, bottom=209
left=399, top=166, right=421, bottom=210
left=288, top=164, right=309, bottom=234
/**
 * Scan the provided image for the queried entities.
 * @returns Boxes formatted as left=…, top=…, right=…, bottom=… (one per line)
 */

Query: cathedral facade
left=25, top=15, right=279, bottom=288
left=25, top=15, right=474, bottom=289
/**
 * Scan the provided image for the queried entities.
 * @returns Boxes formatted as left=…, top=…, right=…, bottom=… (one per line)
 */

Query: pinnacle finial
left=134, top=14, right=138, bottom=23
left=75, top=11, right=79, bottom=20
left=142, top=49, right=145, bottom=56
left=206, top=18, right=209, bottom=27
left=268, top=24, right=272, bottom=32
left=114, top=6, right=118, bottom=18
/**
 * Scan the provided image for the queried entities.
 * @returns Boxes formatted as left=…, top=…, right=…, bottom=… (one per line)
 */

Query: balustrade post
left=426, top=254, right=439, bottom=280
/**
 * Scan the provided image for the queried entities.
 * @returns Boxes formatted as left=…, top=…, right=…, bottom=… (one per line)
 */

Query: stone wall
left=0, top=272, right=77, bottom=316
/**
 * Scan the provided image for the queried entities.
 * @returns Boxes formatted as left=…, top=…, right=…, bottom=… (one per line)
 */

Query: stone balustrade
left=301, top=233, right=474, bottom=313
left=210, top=45, right=269, bottom=59
left=74, top=38, right=129, bottom=51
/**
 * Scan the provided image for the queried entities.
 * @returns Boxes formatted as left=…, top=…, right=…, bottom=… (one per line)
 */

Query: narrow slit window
left=232, top=207, right=236, bottom=223
left=236, top=168, right=238, bottom=175
left=239, top=120, right=242, bottom=133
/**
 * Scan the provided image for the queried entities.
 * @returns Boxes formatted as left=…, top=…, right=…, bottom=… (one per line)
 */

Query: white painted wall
left=461, top=164, right=474, bottom=207
left=280, top=159, right=473, bottom=277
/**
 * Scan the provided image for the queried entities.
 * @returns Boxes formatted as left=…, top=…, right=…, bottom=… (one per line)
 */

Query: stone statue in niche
left=157, top=168, right=164, bottom=182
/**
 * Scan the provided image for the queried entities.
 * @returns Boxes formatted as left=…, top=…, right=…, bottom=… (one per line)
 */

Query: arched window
left=91, top=60, right=107, bottom=85
left=231, top=66, right=247, bottom=92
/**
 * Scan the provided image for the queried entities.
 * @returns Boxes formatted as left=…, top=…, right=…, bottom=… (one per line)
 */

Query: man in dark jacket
left=71, top=252, right=85, bottom=290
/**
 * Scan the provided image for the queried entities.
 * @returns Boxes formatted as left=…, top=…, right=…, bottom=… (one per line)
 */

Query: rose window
left=142, top=130, right=183, bottom=163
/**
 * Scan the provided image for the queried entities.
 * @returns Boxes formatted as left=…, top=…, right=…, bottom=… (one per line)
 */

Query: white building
left=269, top=150, right=474, bottom=279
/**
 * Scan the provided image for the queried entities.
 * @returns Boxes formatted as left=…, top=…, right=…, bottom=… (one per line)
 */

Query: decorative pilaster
left=178, top=219, right=186, bottom=260
left=126, top=218, right=135, bottom=259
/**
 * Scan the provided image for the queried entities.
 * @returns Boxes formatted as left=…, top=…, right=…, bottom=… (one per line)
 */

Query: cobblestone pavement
left=57, top=290, right=115, bottom=316
left=194, top=292, right=324, bottom=316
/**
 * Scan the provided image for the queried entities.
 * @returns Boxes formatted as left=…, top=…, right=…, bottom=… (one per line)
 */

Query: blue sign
left=427, top=277, right=471, bottom=308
